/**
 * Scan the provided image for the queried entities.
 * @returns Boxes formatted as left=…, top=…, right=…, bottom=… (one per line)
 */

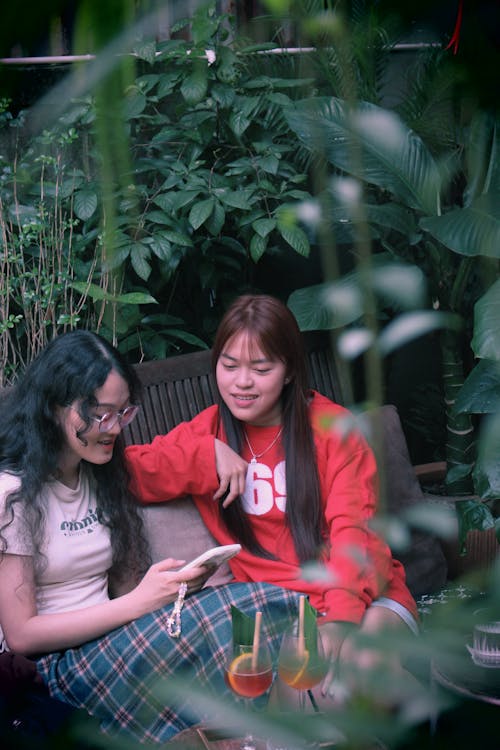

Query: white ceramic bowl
left=467, top=622, right=500, bottom=668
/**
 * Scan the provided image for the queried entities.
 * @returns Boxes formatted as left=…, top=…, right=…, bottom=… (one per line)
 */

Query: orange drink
left=278, top=648, right=327, bottom=690
left=225, top=643, right=273, bottom=699
left=278, top=626, right=327, bottom=709
left=225, top=651, right=273, bottom=698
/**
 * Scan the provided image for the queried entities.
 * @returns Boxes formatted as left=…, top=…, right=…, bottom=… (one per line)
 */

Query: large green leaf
left=277, top=223, right=310, bottom=256
left=284, top=97, right=441, bottom=215
left=74, top=189, right=97, bottom=220
left=189, top=197, right=215, bottom=229
left=420, top=194, right=500, bottom=257
left=145, top=233, right=171, bottom=261
left=218, top=189, right=254, bottom=209
left=252, top=218, right=276, bottom=238
left=463, top=113, right=500, bottom=205
left=473, top=412, right=500, bottom=499
left=131, top=242, right=151, bottom=281
left=455, top=359, right=500, bottom=414
left=249, top=233, right=267, bottom=262
left=158, top=229, right=193, bottom=248
left=256, top=154, right=280, bottom=175
left=123, top=88, right=147, bottom=119
left=146, top=210, right=171, bottom=226
left=288, top=284, right=343, bottom=331
left=164, top=328, right=208, bottom=348
left=206, top=201, right=225, bottom=236
left=180, top=68, right=208, bottom=105
left=158, top=190, right=201, bottom=213
left=133, top=41, right=157, bottom=65
left=471, top=279, right=500, bottom=359
left=366, top=202, right=418, bottom=237
left=70, top=282, right=156, bottom=305
left=211, top=82, right=236, bottom=108
left=150, top=127, right=178, bottom=146
left=228, top=95, right=260, bottom=137
left=119, top=292, right=157, bottom=305
left=70, top=282, right=113, bottom=302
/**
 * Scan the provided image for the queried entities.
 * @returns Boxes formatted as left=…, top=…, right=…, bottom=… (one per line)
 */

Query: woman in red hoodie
left=126, top=294, right=419, bottom=701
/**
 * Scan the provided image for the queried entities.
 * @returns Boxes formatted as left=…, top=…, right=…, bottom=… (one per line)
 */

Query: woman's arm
left=125, top=413, right=247, bottom=506
left=318, top=428, right=394, bottom=624
left=0, top=553, right=208, bottom=656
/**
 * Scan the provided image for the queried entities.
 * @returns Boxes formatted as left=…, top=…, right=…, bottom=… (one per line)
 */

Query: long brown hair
left=212, top=294, right=323, bottom=563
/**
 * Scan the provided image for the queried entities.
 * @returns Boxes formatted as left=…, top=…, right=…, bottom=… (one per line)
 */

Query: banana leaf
left=230, top=598, right=318, bottom=650
left=420, top=194, right=500, bottom=258
left=284, top=97, right=442, bottom=215
left=454, top=359, right=500, bottom=415
left=471, top=279, right=500, bottom=360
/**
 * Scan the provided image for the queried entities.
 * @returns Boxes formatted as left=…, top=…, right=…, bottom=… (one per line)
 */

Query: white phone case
left=178, top=543, right=241, bottom=572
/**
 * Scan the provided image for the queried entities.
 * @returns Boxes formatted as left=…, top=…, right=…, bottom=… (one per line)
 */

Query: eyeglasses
left=91, top=405, right=139, bottom=433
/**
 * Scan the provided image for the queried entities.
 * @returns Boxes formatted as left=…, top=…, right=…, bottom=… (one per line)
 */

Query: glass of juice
left=225, top=642, right=273, bottom=698
left=277, top=626, right=327, bottom=710
left=225, top=641, right=273, bottom=749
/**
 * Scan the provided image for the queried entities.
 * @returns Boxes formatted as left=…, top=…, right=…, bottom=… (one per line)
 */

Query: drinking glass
left=225, top=641, right=273, bottom=750
left=277, top=626, right=327, bottom=711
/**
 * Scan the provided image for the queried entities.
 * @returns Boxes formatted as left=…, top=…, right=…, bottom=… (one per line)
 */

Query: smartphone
left=178, top=544, right=241, bottom=572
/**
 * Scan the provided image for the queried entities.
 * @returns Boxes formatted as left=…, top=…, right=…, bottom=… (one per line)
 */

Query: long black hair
left=212, top=295, right=324, bottom=563
left=0, top=330, right=150, bottom=586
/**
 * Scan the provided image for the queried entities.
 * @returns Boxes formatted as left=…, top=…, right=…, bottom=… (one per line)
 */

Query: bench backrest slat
left=123, top=343, right=341, bottom=445
left=0, top=340, right=341, bottom=445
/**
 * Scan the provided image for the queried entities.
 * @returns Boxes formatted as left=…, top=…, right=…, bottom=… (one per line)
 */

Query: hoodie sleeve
left=125, top=406, right=220, bottom=503
left=311, top=394, right=394, bottom=623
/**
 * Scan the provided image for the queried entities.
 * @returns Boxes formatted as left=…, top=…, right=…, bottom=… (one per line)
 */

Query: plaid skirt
left=36, top=582, right=300, bottom=745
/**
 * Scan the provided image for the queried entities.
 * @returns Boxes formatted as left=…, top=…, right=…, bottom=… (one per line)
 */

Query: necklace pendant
left=244, top=425, right=284, bottom=466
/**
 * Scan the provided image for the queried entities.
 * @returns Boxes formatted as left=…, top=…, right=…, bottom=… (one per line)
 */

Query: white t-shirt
left=0, top=468, right=112, bottom=652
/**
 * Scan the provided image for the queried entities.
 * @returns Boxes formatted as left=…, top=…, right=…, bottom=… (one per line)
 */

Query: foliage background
left=1, top=3, right=500, bottom=749
left=1, top=0, right=498, bottom=464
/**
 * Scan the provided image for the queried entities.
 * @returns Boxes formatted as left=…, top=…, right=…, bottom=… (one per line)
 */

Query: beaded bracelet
left=166, top=582, right=188, bottom=638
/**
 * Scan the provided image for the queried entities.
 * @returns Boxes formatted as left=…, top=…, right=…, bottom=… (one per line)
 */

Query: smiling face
left=56, top=370, right=132, bottom=487
left=215, top=331, right=288, bottom=427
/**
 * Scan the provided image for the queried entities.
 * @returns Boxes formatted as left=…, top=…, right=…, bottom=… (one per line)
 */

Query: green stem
left=450, top=256, right=474, bottom=312
left=441, top=328, right=476, bottom=495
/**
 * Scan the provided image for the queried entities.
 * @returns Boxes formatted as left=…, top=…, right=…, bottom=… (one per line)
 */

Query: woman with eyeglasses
left=0, top=330, right=300, bottom=745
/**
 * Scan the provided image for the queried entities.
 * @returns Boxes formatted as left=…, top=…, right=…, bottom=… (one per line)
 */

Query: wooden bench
left=1, top=336, right=495, bottom=590
left=123, top=341, right=344, bottom=445
left=122, top=340, right=459, bottom=601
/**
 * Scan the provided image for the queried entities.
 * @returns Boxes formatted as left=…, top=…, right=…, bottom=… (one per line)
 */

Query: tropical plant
left=101, top=5, right=318, bottom=352
left=0, top=100, right=159, bottom=386
left=282, top=70, right=500, bottom=547
left=1, top=3, right=330, bottom=377
left=1, top=2, right=499, bottom=749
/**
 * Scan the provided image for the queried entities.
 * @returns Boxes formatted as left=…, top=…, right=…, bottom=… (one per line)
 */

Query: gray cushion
left=366, top=404, right=448, bottom=598
left=141, top=498, right=234, bottom=587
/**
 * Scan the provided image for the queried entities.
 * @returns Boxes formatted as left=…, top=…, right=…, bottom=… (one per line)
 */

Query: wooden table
left=430, top=648, right=500, bottom=749
left=164, top=726, right=260, bottom=750
left=431, top=648, right=500, bottom=706
left=164, top=722, right=374, bottom=750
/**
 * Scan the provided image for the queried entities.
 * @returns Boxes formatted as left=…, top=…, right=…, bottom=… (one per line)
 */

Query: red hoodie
left=125, top=391, right=417, bottom=624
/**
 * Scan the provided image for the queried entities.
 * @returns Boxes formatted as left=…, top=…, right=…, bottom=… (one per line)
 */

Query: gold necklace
left=243, top=426, right=283, bottom=464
